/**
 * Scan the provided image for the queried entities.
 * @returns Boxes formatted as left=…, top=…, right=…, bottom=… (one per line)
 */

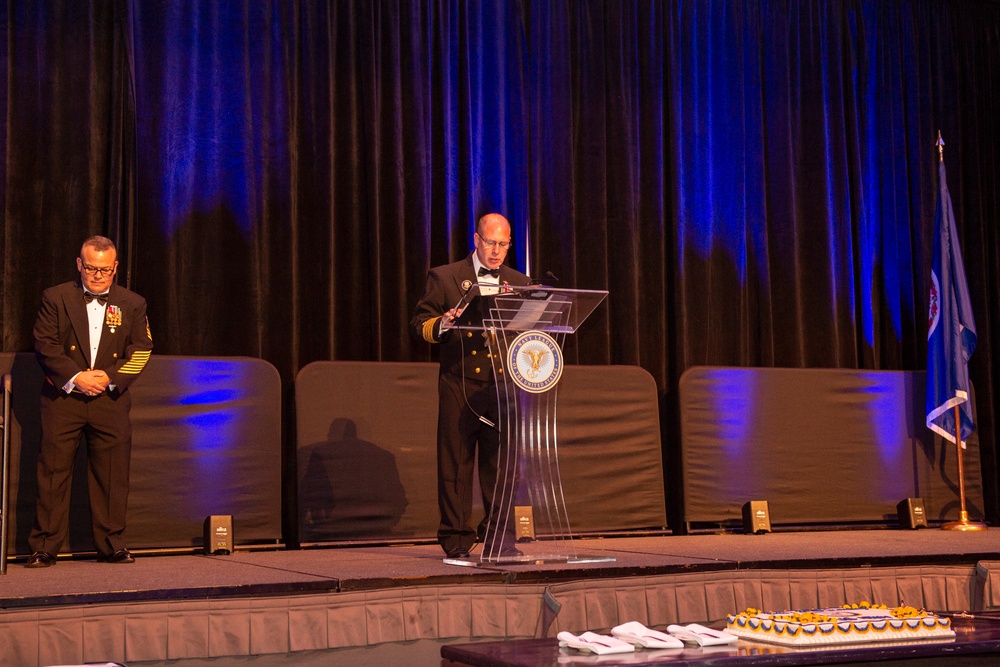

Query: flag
left=926, top=161, right=977, bottom=446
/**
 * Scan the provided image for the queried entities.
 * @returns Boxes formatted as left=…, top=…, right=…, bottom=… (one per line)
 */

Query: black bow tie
left=478, top=267, right=500, bottom=278
left=84, top=290, right=109, bottom=305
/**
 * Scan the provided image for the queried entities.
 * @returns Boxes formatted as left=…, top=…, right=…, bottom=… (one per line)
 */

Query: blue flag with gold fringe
left=926, top=161, right=977, bottom=446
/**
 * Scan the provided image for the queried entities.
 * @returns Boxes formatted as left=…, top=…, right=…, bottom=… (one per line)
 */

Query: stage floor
left=3, top=529, right=1000, bottom=667
left=3, top=528, right=999, bottom=609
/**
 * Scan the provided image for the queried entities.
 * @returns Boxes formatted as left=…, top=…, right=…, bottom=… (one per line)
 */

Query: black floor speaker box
left=204, top=515, right=234, bottom=554
left=742, top=500, right=771, bottom=534
left=897, top=498, right=927, bottom=529
left=515, top=506, right=535, bottom=541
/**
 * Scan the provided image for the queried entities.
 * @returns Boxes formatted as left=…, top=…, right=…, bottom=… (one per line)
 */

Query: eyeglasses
left=80, top=263, right=115, bottom=277
left=477, top=234, right=512, bottom=250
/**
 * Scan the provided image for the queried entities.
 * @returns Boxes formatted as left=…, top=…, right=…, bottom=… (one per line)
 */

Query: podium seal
left=508, top=331, right=563, bottom=393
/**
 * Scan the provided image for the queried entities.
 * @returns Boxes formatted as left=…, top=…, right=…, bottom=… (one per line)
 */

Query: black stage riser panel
left=1, top=353, right=282, bottom=554
left=680, top=366, right=984, bottom=525
left=294, top=361, right=667, bottom=543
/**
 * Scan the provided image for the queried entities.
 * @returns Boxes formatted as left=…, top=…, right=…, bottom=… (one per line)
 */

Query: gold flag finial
left=936, top=131, right=945, bottom=163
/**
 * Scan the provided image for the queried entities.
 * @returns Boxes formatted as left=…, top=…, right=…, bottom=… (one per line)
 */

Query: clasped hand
left=75, top=370, right=110, bottom=395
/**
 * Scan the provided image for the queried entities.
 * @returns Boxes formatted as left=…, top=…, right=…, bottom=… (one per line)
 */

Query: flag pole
left=935, top=132, right=986, bottom=532
left=942, top=404, right=986, bottom=531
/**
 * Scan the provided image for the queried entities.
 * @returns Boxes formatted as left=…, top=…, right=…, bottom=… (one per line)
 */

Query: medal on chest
left=105, top=305, right=122, bottom=333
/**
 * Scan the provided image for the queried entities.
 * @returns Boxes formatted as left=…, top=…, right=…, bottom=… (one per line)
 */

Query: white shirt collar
left=471, top=255, right=500, bottom=281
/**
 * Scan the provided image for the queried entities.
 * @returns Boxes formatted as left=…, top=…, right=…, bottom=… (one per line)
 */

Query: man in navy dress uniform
left=26, top=235, right=153, bottom=567
left=411, top=213, right=531, bottom=559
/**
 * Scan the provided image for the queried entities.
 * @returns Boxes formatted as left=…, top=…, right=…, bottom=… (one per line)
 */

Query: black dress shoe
left=445, top=546, right=470, bottom=559
left=105, top=548, right=135, bottom=564
left=25, top=551, right=57, bottom=568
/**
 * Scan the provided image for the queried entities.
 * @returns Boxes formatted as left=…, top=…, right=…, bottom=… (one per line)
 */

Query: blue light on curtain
left=132, top=0, right=291, bottom=240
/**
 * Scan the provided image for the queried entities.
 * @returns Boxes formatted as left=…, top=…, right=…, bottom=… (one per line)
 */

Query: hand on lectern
left=441, top=305, right=466, bottom=330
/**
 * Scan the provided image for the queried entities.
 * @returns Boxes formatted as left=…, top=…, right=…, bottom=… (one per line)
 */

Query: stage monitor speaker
left=897, top=498, right=927, bottom=529
left=204, top=515, right=234, bottom=554
left=742, top=500, right=771, bottom=534
left=515, top=505, right=535, bottom=541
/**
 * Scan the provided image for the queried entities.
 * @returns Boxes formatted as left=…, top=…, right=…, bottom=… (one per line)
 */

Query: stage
left=2, top=529, right=1000, bottom=666
left=2, top=359, right=992, bottom=667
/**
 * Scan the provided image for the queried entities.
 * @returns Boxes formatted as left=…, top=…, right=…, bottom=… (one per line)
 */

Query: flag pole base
left=941, top=511, right=988, bottom=532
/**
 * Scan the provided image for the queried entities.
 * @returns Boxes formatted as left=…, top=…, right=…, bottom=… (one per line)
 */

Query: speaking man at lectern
left=411, top=213, right=531, bottom=559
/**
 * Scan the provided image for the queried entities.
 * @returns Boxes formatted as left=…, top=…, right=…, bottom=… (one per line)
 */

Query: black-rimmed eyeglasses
left=81, top=263, right=115, bottom=277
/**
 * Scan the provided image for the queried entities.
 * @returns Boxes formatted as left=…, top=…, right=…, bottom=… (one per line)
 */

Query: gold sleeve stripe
left=421, top=317, right=441, bottom=343
left=146, top=317, right=153, bottom=341
left=119, top=350, right=152, bottom=375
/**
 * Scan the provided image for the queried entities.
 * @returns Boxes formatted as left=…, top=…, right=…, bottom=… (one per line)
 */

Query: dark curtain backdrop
left=3, top=1, right=999, bottom=530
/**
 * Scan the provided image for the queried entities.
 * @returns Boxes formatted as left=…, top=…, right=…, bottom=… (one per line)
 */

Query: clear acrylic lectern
left=441, top=285, right=612, bottom=566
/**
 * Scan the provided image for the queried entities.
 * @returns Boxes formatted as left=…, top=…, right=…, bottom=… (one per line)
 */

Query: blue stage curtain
left=2, top=1, right=999, bottom=522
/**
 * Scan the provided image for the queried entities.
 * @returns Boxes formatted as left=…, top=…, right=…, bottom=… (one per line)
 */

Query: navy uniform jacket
left=411, top=254, right=530, bottom=381
left=34, top=281, right=153, bottom=392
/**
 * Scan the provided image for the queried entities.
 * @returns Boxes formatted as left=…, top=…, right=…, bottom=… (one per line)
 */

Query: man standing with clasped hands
left=26, top=236, right=153, bottom=567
